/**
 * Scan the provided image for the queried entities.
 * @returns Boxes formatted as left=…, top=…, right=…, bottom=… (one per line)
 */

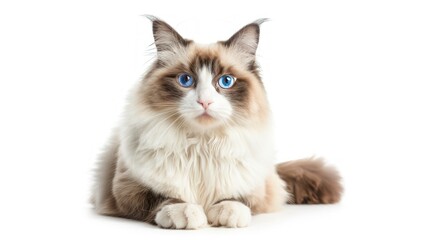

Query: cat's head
left=139, top=16, right=270, bottom=133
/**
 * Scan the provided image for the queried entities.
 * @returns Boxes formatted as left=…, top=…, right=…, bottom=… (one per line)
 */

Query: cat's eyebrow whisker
left=143, top=54, right=157, bottom=65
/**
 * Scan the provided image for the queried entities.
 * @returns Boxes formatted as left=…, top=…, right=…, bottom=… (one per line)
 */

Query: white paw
left=155, top=203, right=208, bottom=229
left=207, top=201, right=252, bottom=228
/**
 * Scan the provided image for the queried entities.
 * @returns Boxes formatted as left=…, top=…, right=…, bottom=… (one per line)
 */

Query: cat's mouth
left=196, top=112, right=216, bottom=124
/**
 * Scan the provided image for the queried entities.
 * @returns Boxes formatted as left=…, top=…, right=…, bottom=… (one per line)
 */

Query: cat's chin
left=196, top=113, right=216, bottom=124
left=189, top=113, right=225, bottom=130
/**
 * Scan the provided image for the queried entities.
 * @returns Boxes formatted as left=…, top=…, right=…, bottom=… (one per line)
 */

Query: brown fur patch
left=276, top=157, right=343, bottom=204
left=112, top=161, right=184, bottom=223
left=92, top=132, right=119, bottom=216
left=92, top=134, right=185, bottom=225
left=142, top=67, right=187, bottom=109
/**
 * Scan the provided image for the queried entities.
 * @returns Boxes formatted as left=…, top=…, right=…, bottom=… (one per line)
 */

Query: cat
left=92, top=16, right=343, bottom=229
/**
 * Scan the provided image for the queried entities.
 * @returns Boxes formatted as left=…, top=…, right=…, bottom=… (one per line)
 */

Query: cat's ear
left=145, top=15, right=190, bottom=64
left=223, top=19, right=268, bottom=60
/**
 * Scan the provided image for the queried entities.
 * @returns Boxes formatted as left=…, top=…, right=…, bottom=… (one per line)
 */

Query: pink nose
left=197, top=100, right=213, bottom=110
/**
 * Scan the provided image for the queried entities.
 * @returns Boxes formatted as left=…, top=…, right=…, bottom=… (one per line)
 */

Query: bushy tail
left=276, top=157, right=343, bottom=204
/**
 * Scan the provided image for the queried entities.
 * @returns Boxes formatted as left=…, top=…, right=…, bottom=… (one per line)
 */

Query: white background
left=1, top=0, right=428, bottom=239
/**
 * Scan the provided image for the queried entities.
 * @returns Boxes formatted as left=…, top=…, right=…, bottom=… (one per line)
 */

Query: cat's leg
left=246, top=172, right=288, bottom=214
left=155, top=203, right=208, bottom=229
left=112, top=161, right=207, bottom=229
left=207, top=199, right=252, bottom=228
left=207, top=173, right=286, bottom=228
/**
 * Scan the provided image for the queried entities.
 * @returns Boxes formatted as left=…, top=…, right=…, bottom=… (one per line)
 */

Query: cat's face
left=139, top=18, right=270, bottom=132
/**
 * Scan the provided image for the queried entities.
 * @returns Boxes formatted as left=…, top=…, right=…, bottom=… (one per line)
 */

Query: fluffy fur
left=276, top=157, right=343, bottom=204
left=92, top=16, right=343, bottom=229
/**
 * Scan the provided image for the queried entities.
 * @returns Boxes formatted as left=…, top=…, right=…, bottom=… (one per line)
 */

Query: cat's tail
left=276, top=157, right=343, bottom=204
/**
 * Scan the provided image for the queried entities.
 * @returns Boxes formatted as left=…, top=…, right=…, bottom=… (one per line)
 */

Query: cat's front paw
left=207, top=201, right=251, bottom=228
left=155, top=203, right=208, bottom=229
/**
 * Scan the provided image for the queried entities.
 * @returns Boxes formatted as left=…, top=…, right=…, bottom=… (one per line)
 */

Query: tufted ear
left=223, top=19, right=268, bottom=60
left=145, top=15, right=190, bottom=65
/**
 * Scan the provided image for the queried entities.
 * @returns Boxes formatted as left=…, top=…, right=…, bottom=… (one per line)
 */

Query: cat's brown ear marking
left=144, top=15, right=190, bottom=57
left=223, top=18, right=269, bottom=57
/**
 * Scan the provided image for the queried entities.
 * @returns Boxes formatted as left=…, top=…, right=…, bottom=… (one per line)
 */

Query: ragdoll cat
left=92, top=16, right=343, bottom=229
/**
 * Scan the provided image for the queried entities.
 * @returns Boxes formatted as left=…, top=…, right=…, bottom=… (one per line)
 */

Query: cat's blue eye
left=218, top=74, right=236, bottom=89
left=177, top=73, right=194, bottom=88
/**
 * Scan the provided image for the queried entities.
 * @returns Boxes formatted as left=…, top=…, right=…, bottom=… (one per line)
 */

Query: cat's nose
left=197, top=99, right=213, bottom=110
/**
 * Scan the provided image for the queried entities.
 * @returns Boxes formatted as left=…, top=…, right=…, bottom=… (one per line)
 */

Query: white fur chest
left=120, top=117, right=275, bottom=210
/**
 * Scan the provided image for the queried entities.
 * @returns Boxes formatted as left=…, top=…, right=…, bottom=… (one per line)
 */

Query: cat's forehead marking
left=190, top=43, right=249, bottom=74
left=189, top=45, right=227, bottom=78
left=196, top=66, right=216, bottom=100
left=198, top=66, right=213, bottom=86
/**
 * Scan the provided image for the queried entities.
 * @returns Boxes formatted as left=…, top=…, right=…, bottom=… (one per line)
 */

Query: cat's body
left=92, top=17, right=343, bottom=229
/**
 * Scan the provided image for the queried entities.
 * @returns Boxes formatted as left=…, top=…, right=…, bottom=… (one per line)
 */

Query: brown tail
left=276, top=157, right=343, bottom=204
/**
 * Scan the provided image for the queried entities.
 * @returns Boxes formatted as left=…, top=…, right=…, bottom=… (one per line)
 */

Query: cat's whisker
left=159, top=113, right=185, bottom=137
